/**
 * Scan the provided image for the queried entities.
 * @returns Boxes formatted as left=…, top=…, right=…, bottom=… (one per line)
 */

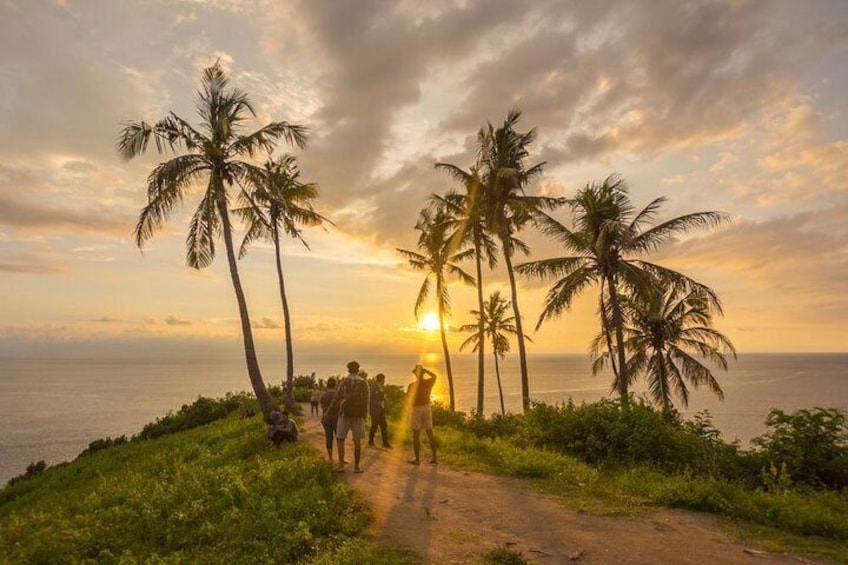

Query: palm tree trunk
left=599, top=289, right=619, bottom=381
left=501, top=236, right=530, bottom=411
left=437, top=274, right=456, bottom=410
left=217, top=195, right=277, bottom=418
left=605, top=273, right=629, bottom=402
left=493, top=352, right=505, bottom=415
left=474, top=237, right=485, bottom=415
left=273, top=228, right=296, bottom=409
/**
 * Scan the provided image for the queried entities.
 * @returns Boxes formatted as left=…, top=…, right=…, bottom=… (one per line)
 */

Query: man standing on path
left=407, top=364, right=438, bottom=465
left=368, top=373, right=391, bottom=448
left=333, top=361, right=369, bottom=473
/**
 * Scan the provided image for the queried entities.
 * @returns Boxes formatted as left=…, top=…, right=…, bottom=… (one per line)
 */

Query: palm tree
left=592, top=286, right=736, bottom=412
left=477, top=109, right=563, bottom=411
left=431, top=165, right=498, bottom=415
left=235, top=154, right=330, bottom=405
left=398, top=208, right=475, bottom=410
left=117, top=62, right=307, bottom=418
left=517, top=175, right=728, bottom=401
left=460, top=291, right=530, bottom=415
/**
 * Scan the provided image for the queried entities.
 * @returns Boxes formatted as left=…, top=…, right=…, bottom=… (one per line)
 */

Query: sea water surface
left=1, top=352, right=846, bottom=483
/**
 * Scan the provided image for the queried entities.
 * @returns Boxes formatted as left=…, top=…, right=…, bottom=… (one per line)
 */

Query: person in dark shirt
left=406, top=364, right=437, bottom=465
left=267, top=409, right=298, bottom=447
left=319, top=377, right=339, bottom=463
left=368, top=373, right=391, bottom=448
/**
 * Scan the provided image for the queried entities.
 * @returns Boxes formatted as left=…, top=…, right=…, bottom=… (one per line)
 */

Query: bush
left=77, top=436, right=128, bottom=458
left=136, top=393, right=249, bottom=440
left=6, top=461, right=48, bottom=487
left=752, top=408, right=848, bottom=489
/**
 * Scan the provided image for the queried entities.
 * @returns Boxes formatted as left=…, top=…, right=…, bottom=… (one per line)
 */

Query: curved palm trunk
left=605, top=273, right=629, bottom=402
left=273, top=228, right=297, bottom=410
left=501, top=236, right=530, bottom=411
left=599, top=289, right=619, bottom=381
left=437, top=275, right=456, bottom=410
left=217, top=195, right=277, bottom=418
left=493, top=352, right=506, bottom=415
left=473, top=235, right=486, bottom=415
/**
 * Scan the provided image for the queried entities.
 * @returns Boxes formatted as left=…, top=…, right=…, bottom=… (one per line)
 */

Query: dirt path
left=301, top=418, right=818, bottom=565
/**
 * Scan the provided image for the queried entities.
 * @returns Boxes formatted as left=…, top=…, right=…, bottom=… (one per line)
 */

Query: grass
left=432, top=426, right=848, bottom=564
left=0, top=414, right=419, bottom=564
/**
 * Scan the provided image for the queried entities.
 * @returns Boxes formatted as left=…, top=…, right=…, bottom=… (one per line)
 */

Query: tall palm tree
left=431, top=164, right=498, bottom=415
left=477, top=109, right=563, bottom=411
left=117, top=62, right=307, bottom=418
left=235, top=154, right=330, bottom=405
left=517, top=175, right=728, bottom=401
left=398, top=208, right=475, bottom=410
left=592, top=286, right=735, bottom=412
left=460, top=291, right=530, bottom=415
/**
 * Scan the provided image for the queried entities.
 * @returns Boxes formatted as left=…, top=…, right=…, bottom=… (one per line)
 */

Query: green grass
left=0, top=415, right=419, bottom=564
left=433, top=426, right=848, bottom=564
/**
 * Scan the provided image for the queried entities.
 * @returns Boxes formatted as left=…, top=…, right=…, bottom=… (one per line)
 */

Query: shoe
left=429, top=460, right=438, bottom=465
left=353, top=467, right=364, bottom=474
left=367, top=442, right=375, bottom=447
left=407, top=459, right=420, bottom=465
left=382, top=443, right=392, bottom=449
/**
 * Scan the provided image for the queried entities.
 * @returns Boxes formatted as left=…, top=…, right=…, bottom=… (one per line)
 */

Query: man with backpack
left=332, top=360, right=369, bottom=473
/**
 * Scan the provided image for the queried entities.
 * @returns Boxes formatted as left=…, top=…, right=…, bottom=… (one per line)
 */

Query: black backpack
left=342, top=377, right=368, bottom=418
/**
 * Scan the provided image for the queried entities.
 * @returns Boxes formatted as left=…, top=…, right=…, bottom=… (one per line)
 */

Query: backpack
left=342, top=377, right=368, bottom=418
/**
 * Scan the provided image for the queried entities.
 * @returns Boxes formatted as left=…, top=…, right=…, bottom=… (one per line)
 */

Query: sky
left=1, top=0, right=847, bottom=361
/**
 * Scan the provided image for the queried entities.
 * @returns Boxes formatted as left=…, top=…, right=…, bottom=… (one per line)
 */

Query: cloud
left=0, top=262, right=63, bottom=275
left=252, top=316, right=280, bottom=329
left=164, top=316, right=192, bottom=326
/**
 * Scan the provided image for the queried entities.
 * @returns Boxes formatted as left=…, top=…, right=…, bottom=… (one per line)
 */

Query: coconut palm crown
left=517, top=174, right=728, bottom=400
left=592, top=286, right=736, bottom=412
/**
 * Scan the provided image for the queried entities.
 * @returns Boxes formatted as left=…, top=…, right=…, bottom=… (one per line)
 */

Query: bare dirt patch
left=301, top=419, right=819, bottom=564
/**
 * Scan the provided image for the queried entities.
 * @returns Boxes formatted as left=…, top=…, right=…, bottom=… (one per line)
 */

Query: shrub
left=6, top=461, right=48, bottom=487
left=432, top=403, right=467, bottom=428
left=752, top=408, right=848, bottom=489
left=136, top=393, right=249, bottom=440
left=77, top=436, right=128, bottom=458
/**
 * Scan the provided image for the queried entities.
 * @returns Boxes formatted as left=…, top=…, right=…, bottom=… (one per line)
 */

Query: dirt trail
left=301, top=419, right=817, bottom=565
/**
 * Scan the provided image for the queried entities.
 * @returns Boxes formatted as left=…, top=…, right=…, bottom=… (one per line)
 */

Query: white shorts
left=409, top=405, right=433, bottom=431
left=336, top=416, right=366, bottom=440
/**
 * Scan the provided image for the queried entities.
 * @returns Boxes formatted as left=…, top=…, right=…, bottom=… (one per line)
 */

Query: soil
left=301, top=418, right=822, bottom=565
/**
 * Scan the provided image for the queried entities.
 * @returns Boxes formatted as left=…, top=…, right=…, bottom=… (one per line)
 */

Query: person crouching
left=267, top=409, right=299, bottom=448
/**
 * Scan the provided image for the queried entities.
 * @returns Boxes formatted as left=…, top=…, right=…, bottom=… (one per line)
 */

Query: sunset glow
left=418, top=312, right=441, bottom=332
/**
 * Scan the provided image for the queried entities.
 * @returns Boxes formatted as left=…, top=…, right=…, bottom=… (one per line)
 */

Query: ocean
left=1, top=352, right=846, bottom=484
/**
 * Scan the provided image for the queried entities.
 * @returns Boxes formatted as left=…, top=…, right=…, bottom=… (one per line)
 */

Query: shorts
left=409, top=405, right=433, bottom=431
left=336, top=415, right=366, bottom=440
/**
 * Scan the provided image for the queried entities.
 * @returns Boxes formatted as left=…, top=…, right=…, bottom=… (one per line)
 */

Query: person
left=319, top=377, right=340, bottom=463
left=331, top=361, right=369, bottom=473
left=309, top=384, right=321, bottom=416
left=407, top=364, right=438, bottom=465
left=368, top=373, right=391, bottom=448
left=267, top=409, right=298, bottom=447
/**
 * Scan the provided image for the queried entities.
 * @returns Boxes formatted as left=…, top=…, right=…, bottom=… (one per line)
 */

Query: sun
left=419, top=312, right=441, bottom=331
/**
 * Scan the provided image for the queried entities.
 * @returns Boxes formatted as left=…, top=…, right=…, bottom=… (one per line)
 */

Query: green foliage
left=136, top=393, right=249, bottom=440
left=521, top=399, right=744, bottom=478
left=381, top=384, right=406, bottom=419
left=0, top=415, right=409, bottom=563
left=77, top=436, right=128, bottom=458
left=293, top=373, right=318, bottom=389
left=5, top=461, right=48, bottom=487
left=752, top=408, right=848, bottom=489
left=432, top=403, right=468, bottom=428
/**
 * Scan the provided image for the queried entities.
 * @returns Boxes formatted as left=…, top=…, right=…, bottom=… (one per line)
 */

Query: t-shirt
left=369, top=384, right=386, bottom=416
left=408, top=376, right=436, bottom=407
left=310, top=389, right=320, bottom=402
left=320, top=390, right=337, bottom=416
